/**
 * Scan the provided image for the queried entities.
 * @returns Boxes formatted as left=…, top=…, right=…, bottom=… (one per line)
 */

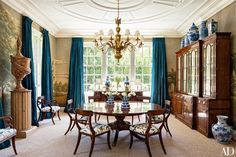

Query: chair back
left=75, top=109, right=95, bottom=134
left=37, top=96, right=46, bottom=110
left=146, top=109, right=165, bottom=134
left=66, top=99, right=74, bottom=118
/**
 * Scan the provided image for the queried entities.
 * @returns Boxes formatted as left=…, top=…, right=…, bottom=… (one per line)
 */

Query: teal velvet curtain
left=22, top=16, right=38, bottom=126
left=0, top=97, right=10, bottom=149
left=150, top=38, right=169, bottom=107
left=41, top=29, right=53, bottom=100
left=67, top=38, right=85, bottom=110
left=41, top=29, right=53, bottom=118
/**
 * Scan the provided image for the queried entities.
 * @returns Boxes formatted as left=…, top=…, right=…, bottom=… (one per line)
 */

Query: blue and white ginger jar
left=199, top=20, right=208, bottom=40
left=212, top=115, right=233, bottom=144
left=106, top=95, right=114, bottom=104
left=208, top=19, right=218, bottom=35
left=187, top=23, right=199, bottom=43
left=121, top=96, right=130, bottom=108
left=184, top=36, right=189, bottom=47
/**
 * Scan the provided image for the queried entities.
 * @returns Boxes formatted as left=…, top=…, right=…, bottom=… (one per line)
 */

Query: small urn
left=11, top=38, right=31, bottom=91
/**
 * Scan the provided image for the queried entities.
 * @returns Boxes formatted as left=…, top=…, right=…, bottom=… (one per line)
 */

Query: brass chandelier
left=94, top=0, right=143, bottom=63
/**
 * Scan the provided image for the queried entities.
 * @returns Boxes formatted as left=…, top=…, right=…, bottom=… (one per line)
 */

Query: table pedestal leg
left=109, top=115, right=130, bottom=146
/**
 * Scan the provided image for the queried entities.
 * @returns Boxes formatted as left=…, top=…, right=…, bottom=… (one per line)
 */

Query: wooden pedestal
left=11, top=90, right=32, bottom=138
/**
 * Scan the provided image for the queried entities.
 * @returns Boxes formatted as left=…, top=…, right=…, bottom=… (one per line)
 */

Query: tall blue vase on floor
left=212, top=115, right=233, bottom=144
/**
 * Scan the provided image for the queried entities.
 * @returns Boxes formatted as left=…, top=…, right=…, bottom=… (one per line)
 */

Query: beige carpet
left=1, top=112, right=236, bottom=157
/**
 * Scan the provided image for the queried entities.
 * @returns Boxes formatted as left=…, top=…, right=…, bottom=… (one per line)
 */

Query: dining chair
left=0, top=116, right=17, bottom=155
left=130, top=96, right=150, bottom=124
left=64, top=99, right=76, bottom=135
left=88, top=96, right=109, bottom=124
left=129, top=109, right=167, bottom=157
left=152, top=100, right=172, bottom=137
left=37, top=96, right=61, bottom=125
left=74, top=108, right=111, bottom=157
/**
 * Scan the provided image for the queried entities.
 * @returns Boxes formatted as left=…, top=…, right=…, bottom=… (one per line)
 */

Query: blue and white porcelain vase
left=199, top=20, right=208, bottom=40
left=208, top=19, right=218, bottom=35
left=212, top=115, right=233, bottom=144
left=121, top=96, right=130, bottom=108
left=124, top=76, right=129, bottom=85
left=181, top=38, right=185, bottom=48
left=184, top=35, right=189, bottom=47
left=187, top=23, right=199, bottom=43
left=106, top=95, right=114, bottom=104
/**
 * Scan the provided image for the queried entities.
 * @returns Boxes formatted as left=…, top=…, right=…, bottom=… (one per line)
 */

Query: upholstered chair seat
left=41, top=106, right=60, bottom=112
left=130, top=123, right=159, bottom=135
left=0, top=128, right=17, bottom=143
left=80, top=123, right=111, bottom=135
left=0, top=116, right=17, bottom=155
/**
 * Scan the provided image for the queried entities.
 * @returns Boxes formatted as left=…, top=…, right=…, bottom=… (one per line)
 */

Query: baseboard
left=16, top=126, right=37, bottom=138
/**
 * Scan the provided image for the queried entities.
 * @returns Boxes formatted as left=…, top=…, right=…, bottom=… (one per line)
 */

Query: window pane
left=135, top=45, right=152, bottom=93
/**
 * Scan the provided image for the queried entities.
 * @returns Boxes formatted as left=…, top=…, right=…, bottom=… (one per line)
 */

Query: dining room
left=0, top=0, right=236, bottom=157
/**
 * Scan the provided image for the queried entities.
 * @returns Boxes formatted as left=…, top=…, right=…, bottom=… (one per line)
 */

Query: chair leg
left=129, top=131, right=133, bottom=149
left=107, top=131, right=111, bottom=149
left=159, top=133, right=167, bottom=154
left=74, top=133, right=81, bottom=154
left=89, top=137, right=95, bottom=157
left=57, top=110, right=61, bottom=120
left=97, top=115, right=101, bottom=121
left=43, top=112, right=46, bottom=120
left=145, top=137, right=152, bottom=157
left=138, top=115, right=140, bottom=122
left=12, top=136, right=17, bottom=155
left=94, top=114, right=97, bottom=123
left=38, top=112, right=42, bottom=122
left=165, top=121, right=172, bottom=137
left=106, top=116, right=109, bottom=124
left=70, top=121, right=76, bottom=131
left=131, top=116, right=134, bottom=125
left=51, top=112, right=55, bottom=125
left=64, top=119, right=72, bottom=135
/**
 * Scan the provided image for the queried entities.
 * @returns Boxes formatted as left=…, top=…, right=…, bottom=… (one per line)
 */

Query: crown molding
left=2, top=0, right=60, bottom=36
left=55, top=28, right=182, bottom=38
left=177, top=0, right=235, bottom=36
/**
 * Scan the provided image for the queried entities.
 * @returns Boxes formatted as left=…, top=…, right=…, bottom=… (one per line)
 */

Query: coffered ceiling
left=2, top=0, right=235, bottom=37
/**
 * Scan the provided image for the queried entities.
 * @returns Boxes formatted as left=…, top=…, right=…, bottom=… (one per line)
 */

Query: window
left=83, top=43, right=152, bottom=99
left=83, top=47, right=102, bottom=92
left=135, top=46, right=152, bottom=92
left=32, top=28, right=43, bottom=98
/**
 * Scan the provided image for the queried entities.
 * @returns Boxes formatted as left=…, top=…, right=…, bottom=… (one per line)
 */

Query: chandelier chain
left=117, top=0, right=119, bottom=18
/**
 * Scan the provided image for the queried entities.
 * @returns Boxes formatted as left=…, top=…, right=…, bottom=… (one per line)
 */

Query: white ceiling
left=2, top=0, right=235, bottom=37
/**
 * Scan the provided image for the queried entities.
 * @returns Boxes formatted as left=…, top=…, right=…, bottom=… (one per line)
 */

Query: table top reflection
left=82, top=102, right=163, bottom=116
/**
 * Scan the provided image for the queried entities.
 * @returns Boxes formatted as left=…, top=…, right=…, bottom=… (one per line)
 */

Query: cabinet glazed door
left=187, top=48, right=199, bottom=96
left=203, top=43, right=216, bottom=97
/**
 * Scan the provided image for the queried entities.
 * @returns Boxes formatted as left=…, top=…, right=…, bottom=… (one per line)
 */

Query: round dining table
left=82, top=101, right=163, bottom=146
